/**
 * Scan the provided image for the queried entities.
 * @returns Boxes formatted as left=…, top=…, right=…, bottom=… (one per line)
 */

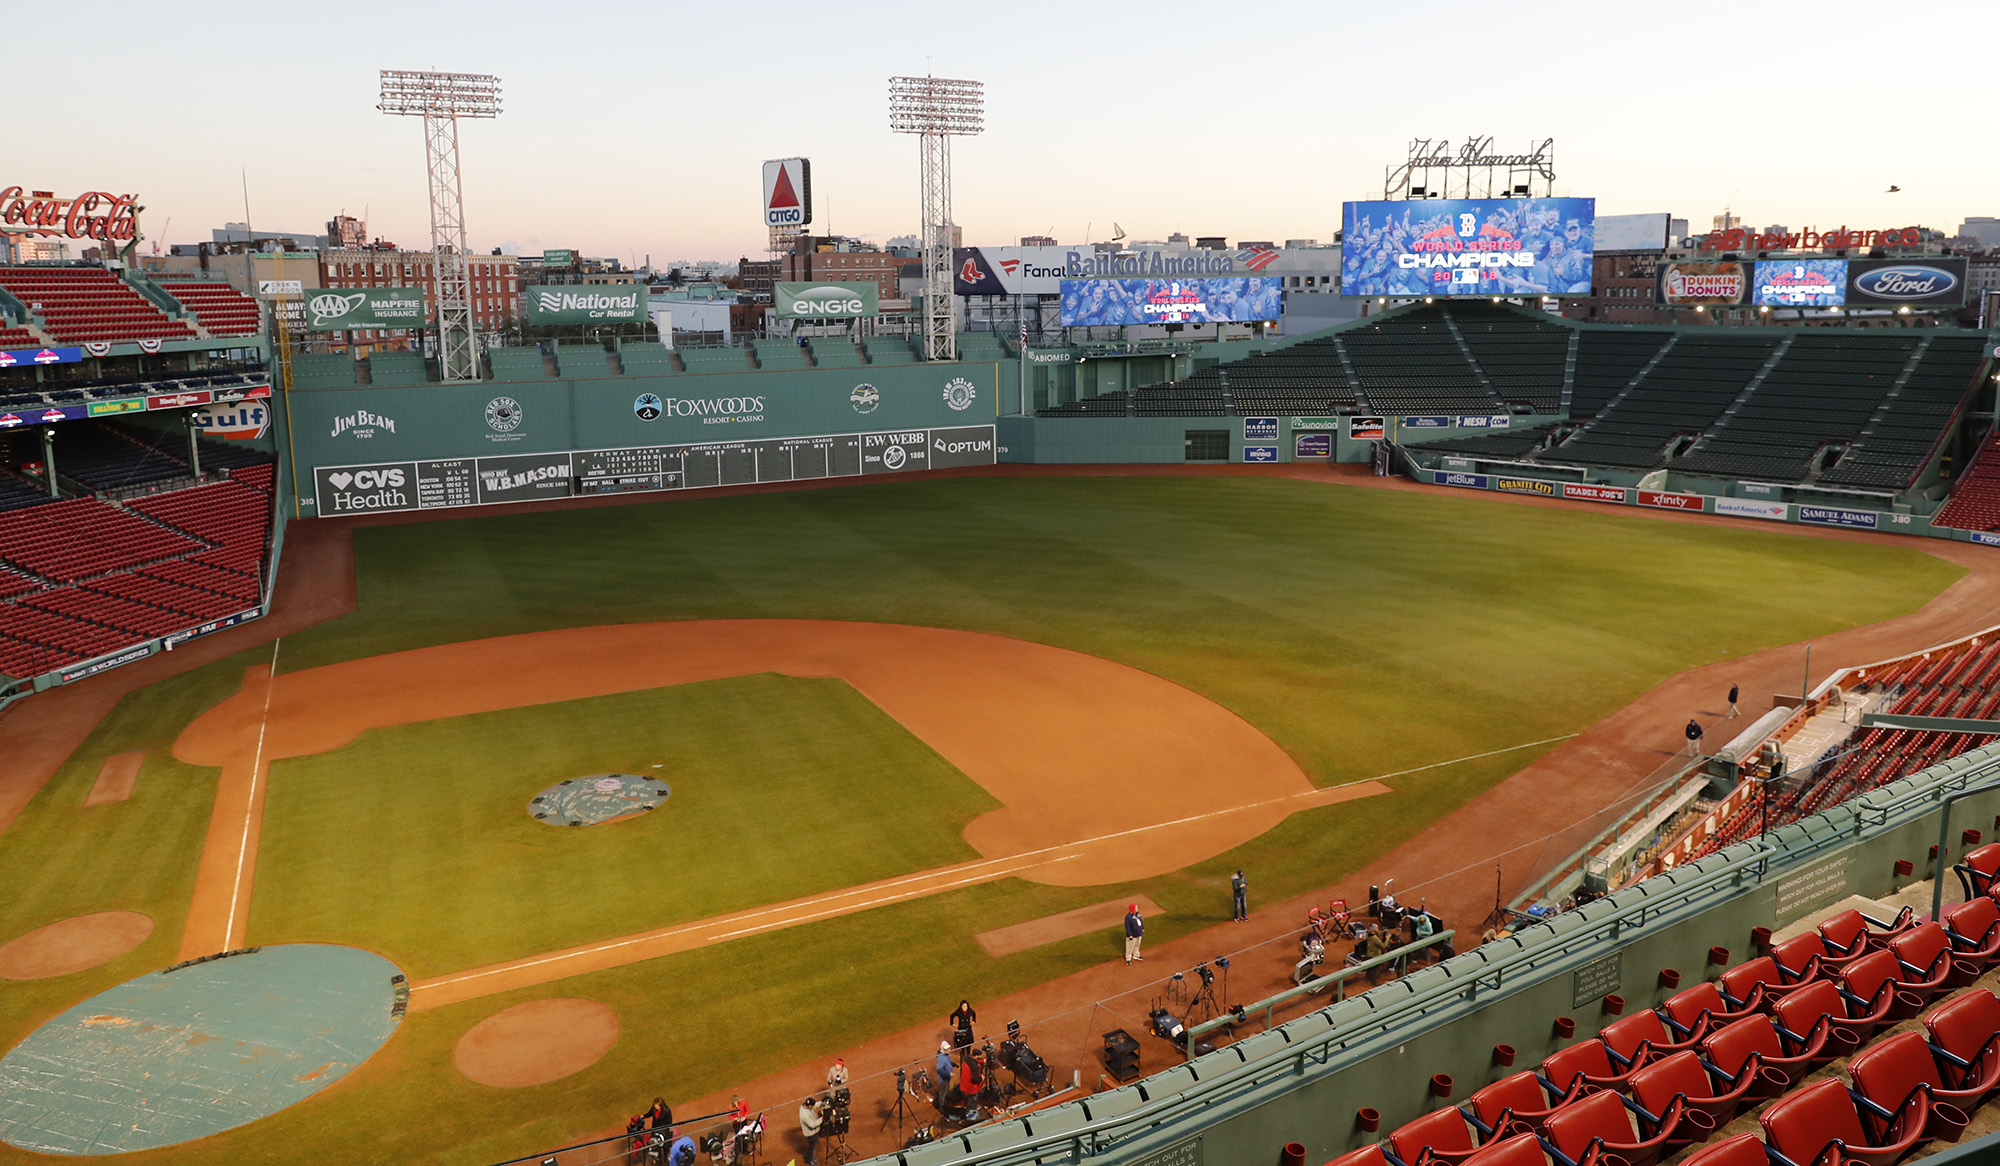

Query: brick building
left=318, top=249, right=519, bottom=353
left=778, top=236, right=898, bottom=302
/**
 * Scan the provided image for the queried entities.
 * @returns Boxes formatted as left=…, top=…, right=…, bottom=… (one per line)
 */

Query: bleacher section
left=1821, top=333, right=1991, bottom=491
left=810, top=341, right=867, bottom=369
left=752, top=339, right=811, bottom=371
left=1418, top=423, right=1562, bottom=459
left=1565, top=331, right=1670, bottom=422
left=154, top=281, right=261, bottom=336
left=1340, top=308, right=1502, bottom=416
left=367, top=351, right=430, bottom=386
left=954, top=334, right=1009, bottom=362
left=678, top=346, right=752, bottom=373
left=555, top=342, right=612, bottom=379
left=1669, top=333, right=1920, bottom=483
left=489, top=347, right=551, bottom=381
left=1223, top=337, right=1361, bottom=416
left=1551, top=332, right=1784, bottom=469
left=0, top=268, right=196, bottom=344
left=289, top=353, right=360, bottom=390
left=56, top=422, right=196, bottom=492
left=864, top=338, right=917, bottom=365
left=1450, top=302, right=1569, bottom=413
left=0, top=464, right=276, bottom=680
left=1934, top=432, right=2000, bottom=533
left=616, top=344, right=678, bottom=376
left=1130, top=376, right=1226, bottom=417
left=1038, top=391, right=1131, bottom=417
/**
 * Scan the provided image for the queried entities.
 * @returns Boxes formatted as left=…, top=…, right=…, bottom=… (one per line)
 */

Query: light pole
left=889, top=75, right=983, bottom=363
left=379, top=69, right=502, bottom=382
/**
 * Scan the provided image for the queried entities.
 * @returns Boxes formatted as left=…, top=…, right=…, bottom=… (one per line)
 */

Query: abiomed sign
left=524, top=287, right=647, bottom=325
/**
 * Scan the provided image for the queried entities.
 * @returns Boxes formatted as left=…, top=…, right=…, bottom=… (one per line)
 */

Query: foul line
left=411, top=732, right=1572, bottom=999
left=223, top=638, right=281, bottom=951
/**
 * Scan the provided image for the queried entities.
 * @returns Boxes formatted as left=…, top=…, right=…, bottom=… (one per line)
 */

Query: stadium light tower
left=378, top=69, right=502, bottom=382
left=889, top=75, right=983, bottom=362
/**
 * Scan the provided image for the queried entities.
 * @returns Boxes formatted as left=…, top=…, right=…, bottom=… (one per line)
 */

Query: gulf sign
left=762, top=158, right=811, bottom=228
left=1638, top=490, right=1705, bottom=511
left=193, top=400, right=271, bottom=441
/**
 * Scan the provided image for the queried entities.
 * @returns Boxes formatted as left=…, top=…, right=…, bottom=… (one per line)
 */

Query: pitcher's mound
left=0, top=911, right=153, bottom=980
left=455, top=998, right=619, bottom=1087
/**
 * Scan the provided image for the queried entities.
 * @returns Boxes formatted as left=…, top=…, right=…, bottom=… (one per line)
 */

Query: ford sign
left=1855, top=266, right=1957, bottom=300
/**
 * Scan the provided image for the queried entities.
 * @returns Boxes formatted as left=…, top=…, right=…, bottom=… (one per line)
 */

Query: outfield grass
left=0, top=475, right=1966, bottom=1166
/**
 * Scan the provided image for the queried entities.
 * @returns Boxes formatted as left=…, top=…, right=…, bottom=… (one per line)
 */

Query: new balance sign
left=1798, top=505, right=1878, bottom=529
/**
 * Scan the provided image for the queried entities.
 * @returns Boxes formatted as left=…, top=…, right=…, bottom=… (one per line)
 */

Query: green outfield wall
left=280, top=356, right=1006, bottom=518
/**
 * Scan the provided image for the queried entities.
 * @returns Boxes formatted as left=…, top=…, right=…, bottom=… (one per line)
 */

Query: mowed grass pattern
left=249, top=676, right=999, bottom=977
left=0, top=475, right=1965, bottom=1166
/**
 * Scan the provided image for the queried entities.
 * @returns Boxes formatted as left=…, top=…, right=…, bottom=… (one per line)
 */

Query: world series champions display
left=1340, top=196, right=1597, bottom=297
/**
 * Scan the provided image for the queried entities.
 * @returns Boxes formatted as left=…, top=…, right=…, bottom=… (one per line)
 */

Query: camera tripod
left=1184, top=973, right=1220, bottom=1025
left=824, top=1131, right=855, bottom=1166
left=881, top=1066, right=919, bottom=1133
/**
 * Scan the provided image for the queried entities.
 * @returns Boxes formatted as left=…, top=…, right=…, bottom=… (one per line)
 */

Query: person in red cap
left=826, top=1058, right=848, bottom=1090
left=1123, top=903, right=1145, bottom=963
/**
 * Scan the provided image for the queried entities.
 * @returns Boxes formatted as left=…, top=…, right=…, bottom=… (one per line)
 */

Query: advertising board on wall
left=1294, top=433, right=1331, bottom=459
left=775, top=281, right=879, bottom=320
left=1057, top=278, right=1280, bottom=326
left=1340, top=197, right=1596, bottom=297
left=1637, top=490, right=1705, bottom=511
left=304, top=287, right=428, bottom=331
left=1753, top=261, right=1847, bottom=307
left=1659, top=261, right=1750, bottom=305
left=1844, top=259, right=1967, bottom=307
left=1348, top=416, right=1385, bottom=440
left=955, top=246, right=1254, bottom=296
left=762, top=158, right=811, bottom=229
left=1797, top=505, right=1878, bottom=529
left=1714, top=497, right=1788, bottom=520
left=313, top=424, right=997, bottom=516
left=524, top=286, right=648, bottom=325
left=1563, top=483, right=1628, bottom=503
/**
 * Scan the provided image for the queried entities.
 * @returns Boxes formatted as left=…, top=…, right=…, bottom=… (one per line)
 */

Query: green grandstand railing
left=863, top=740, right=2000, bottom=1166
left=1183, top=931, right=1456, bottom=1045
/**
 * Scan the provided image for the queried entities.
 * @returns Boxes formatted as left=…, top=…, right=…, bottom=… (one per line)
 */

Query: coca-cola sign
left=0, top=186, right=140, bottom=242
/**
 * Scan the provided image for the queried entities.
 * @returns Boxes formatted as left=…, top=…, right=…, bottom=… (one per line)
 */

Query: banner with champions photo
left=1341, top=196, right=1596, bottom=298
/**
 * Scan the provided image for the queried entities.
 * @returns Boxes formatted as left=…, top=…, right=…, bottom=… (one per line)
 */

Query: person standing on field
left=1685, top=718, right=1704, bottom=756
left=1728, top=683, right=1741, bottom=718
left=1123, top=903, right=1145, bottom=963
left=1231, top=870, right=1248, bottom=922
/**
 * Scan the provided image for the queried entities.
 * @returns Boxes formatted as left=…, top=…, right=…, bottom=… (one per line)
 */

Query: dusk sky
left=29, top=0, right=1998, bottom=262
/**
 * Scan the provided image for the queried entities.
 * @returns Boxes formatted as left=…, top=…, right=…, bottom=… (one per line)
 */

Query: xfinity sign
left=775, top=281, right=878, bottom=320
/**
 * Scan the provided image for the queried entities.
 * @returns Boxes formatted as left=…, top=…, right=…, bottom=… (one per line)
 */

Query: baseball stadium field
left=0, top=470, right=1969, bottom=1165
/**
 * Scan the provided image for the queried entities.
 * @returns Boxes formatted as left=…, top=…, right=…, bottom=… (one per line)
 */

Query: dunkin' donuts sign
left=0, top=186, right=140, bottom=242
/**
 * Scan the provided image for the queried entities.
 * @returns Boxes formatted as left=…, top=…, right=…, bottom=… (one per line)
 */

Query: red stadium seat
left=1541, top=1089, right=1690, bottom=1166
left=1887, top=922, right=1976, bottom=996
left=1759, top=1077, right=1928, bottom=1166
left=1771, top=978, right=1887, bottom=1049
left=1460, top=1133, right=1549, bottom=1166
left=1323, top=1146, right=1404, bottom=1166
left=1925, top=989, right=2000, bottom=1099
left=1838, top=948, right=1929, bottom=1022
left=1468, top=1071, right=1589, bottom=1134
left=1677, top=1132, right=1770, bottom=1166
left=1628, top=1049, right=1756, bottom=1128
left=1942, top=896, right=2000, bottom=968
left=1718, top=955, right=1815, bottom=1007
left=1818, top=907, right=1915, bottom=960
left=1958, top=843, right=2000, bottom=901
left=1540, top=1040, right=1638, bottom=1094
left=1701, top=1014, right=1828, bottom=1096
left=1390, top=1107, right=1483, bottom=1165
left=1661, top=981, right=1760, bottom=1037
left=1849, top=1030, right=1992, bottom=1116
left=1600, top=1010, right=1701, bottom=1067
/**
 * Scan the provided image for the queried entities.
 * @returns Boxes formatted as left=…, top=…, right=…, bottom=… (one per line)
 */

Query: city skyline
left=21, top=0, right=2000, bottom=263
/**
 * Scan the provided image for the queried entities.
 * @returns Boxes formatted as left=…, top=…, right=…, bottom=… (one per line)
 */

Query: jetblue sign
left=1437, top=471, right=1489, bottom=489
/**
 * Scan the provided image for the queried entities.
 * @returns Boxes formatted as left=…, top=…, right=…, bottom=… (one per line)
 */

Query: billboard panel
left=1057, top=277, right=1280, bottom=326
left=543, top=249, right=575, bottom=266
left=1594, top=213, right=1670, bottom=252
left=303, top=287, right=428, bottom=331
left=956, top=246, right=1251, bottom=296
left=775, top=281, right=879, bottom=320
left=762, top=158, right=811, bottom=229
left=1340, top=197, right=1596, bottom=297
left=523, top=286, right=647, bottom=325
left=1753, top=260, right=1848, bottom=307
left=1659, top=261, right=1751, bottom=306
left=1845, top=258, right=1967, bottom=307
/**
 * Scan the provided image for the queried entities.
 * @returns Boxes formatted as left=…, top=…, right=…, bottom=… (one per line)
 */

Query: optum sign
left=776, top=281, right=879, bottom=320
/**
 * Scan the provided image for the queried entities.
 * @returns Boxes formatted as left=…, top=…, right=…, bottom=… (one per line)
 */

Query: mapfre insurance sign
left=762, top=158, right=811, bottom=228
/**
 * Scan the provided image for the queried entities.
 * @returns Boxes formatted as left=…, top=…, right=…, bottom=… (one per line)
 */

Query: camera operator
left=798, top=1096, right=823, bottom=1166
left=826, top=1058, right=848, bottom=1090
left=935, top=1040, right=954, bottom=1086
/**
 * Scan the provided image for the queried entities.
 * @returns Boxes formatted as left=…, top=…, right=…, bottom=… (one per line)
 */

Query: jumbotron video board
left=1057, top=278, right=1280, bottom=326
left=1341, top=197, right=1596, bottom=297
